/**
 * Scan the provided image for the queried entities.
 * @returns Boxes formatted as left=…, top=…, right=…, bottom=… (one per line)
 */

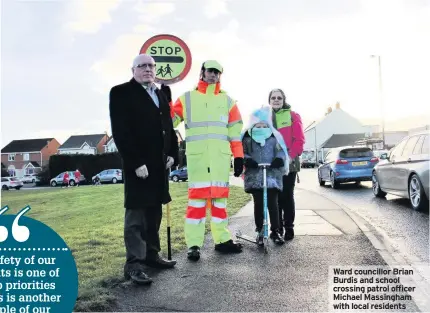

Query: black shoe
left=187, top=246, right=200, bottom=261
left=125, top=270, right=152, bottom=285
left=272, top=231, right=285, bottom=245
left=214, top=239, right=243, bottom=253
left=256, top=233, right=264, bottom=246
left=143, top=255, right=176, bottom=269
left=284, top=227, right=294, bottom=241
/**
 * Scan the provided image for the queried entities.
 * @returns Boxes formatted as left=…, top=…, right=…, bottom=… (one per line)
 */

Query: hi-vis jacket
left=273, top=107, right=305, bottom=172
left=171, top=80, right=244, bottom=199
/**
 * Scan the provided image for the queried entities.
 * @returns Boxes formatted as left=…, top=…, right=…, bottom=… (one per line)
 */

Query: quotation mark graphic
left=0, top=205, right=31, bottom=243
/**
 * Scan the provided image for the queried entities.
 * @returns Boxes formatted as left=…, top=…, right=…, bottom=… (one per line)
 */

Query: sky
left=1, top=0, right=430, bottom=147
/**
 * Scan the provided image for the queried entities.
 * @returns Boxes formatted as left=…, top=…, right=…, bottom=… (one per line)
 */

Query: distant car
left=92, top=169, right=123, bottom=184
left=318, top=146, right=379, bottom=189
left=372, top=131, right=429, bottom=211
left=50, top=171, right=86, bottom=187
left=301, top=157, right=316, bottom=168
left=372, top=149, right=389, bottom=158
left=21, top=174, right=38, bottom=184
left=1, top=177, right=24, bottom=190
left=170, top=166, right=188, bottom=182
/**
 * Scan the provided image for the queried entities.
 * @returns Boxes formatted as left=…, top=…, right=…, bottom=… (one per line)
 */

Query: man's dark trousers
left=124, top=205, right=162, bottom=273
left=278, top=172, right=297, bottom=229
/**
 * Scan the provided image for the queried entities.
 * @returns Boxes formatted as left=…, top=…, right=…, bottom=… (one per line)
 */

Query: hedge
left=48, top=153, right=122, bottom=182
left=47, top=148, right=187, bottom=183
left=1, top=168, right=10, bottom=177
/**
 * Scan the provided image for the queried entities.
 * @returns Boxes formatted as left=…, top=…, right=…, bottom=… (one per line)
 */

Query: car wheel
left=172, top=175, right=179, bottom=182
left=2, top=185, right=9, bottom=191
left=69, top=180, right=75, bottom=186
left=318, top=171, right=325, bottom=186
left=51, top=181, right=57, bottom=187
left=372, top=172, right=386, bottom=198
left=112, top=178, right=118, bottom=184
left=330, top=171, right=339, bottom=189
left=409, top=174, right=429, bottom=212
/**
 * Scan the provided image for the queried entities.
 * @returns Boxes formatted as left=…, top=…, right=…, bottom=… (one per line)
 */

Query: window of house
left=8, top=154, right=15, bottom=161
left=23, top=153, right=30, bottom=161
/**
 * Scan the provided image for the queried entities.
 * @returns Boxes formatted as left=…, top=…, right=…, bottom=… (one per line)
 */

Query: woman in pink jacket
left=269, top=88, right=305, bottom=241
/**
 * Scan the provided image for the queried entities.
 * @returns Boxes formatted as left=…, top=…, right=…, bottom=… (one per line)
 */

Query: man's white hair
left=132, top=54, right=155, bottom=68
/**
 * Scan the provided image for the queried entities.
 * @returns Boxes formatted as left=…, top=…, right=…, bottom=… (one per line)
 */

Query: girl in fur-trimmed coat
left=241, top=106, right=290, bottom=246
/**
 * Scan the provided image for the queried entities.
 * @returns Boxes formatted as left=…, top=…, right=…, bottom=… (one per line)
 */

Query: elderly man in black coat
left=109, top=54, right=179, bottom=285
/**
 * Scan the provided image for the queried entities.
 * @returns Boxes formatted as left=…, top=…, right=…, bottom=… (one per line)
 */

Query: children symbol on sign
left=164, top=64, right=173, bottom=78
left=156, top=66, right=165, bottom=77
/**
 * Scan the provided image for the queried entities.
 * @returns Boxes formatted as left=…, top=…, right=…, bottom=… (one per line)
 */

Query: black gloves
left=233, top=158, right=244, bottom=177
left=244, top=158, right=283, bottom=169
left=160, top=84, right=172, bottom=102
left=270, top=158, right=284, bottom=168
left=244, top=158, right=258, bottom=168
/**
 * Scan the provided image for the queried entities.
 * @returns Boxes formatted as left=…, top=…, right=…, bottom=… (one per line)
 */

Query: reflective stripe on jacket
left=171, top=80, right=244, bottom=198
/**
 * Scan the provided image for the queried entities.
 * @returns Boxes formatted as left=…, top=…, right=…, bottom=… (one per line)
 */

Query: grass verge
left=1, top=183, right=251, bottom=311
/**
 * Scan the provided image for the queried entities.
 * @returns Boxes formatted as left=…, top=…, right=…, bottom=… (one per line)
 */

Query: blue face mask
left=249, top=127, right=273, bottom=146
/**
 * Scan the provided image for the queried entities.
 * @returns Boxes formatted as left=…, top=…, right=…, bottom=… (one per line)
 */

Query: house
left=103, top=130, right=184, bottom=153
left=1, top=138, right=61, bottom=177
left=58, top=134, right=108, bottom=155
left=304, top=103, right=373, bottom=161
left=104, top=136, right=117, bottom=153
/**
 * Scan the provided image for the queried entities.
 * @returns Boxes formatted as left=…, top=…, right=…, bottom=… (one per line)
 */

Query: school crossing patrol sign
left=140, top=34, right=192, bottom=85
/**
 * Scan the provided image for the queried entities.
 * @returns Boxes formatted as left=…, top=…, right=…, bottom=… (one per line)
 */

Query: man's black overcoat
left=109, top=78, right=178, bottom=209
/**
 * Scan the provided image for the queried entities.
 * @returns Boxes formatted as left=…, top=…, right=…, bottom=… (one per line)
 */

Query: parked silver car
left=21, top=174, right=38, bottom=184
left=92, top=169, right=123, bottom=184
left=1, top=177, right=24, bottom=190
left=372, top=131, right=429, bottom=211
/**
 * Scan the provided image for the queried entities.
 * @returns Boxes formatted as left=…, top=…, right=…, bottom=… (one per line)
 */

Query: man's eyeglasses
left=135, top=63, right=155, bottom=70
left=271, top=96, right=283, bottom=101
left=206, top=68, right=220, bottom=74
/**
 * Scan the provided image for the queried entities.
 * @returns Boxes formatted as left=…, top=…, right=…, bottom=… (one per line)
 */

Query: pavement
left=110, top=184, right=428, bottom=312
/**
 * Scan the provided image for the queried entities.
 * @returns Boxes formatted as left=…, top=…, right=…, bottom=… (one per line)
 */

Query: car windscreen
left=339, top=148, right=373, bottom=158
left=10, top=178, right=19, bottom=181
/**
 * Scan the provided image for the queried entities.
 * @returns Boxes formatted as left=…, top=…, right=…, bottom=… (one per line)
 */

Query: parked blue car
left=317, top=146, right=379, bottom=189
left=169, top=166, right=188, bottom=182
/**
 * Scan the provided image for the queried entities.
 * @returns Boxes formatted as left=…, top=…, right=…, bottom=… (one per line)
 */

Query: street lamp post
left=314, top=126, right=318, bottom=163
left=371, top=55, right=386, bottom=149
